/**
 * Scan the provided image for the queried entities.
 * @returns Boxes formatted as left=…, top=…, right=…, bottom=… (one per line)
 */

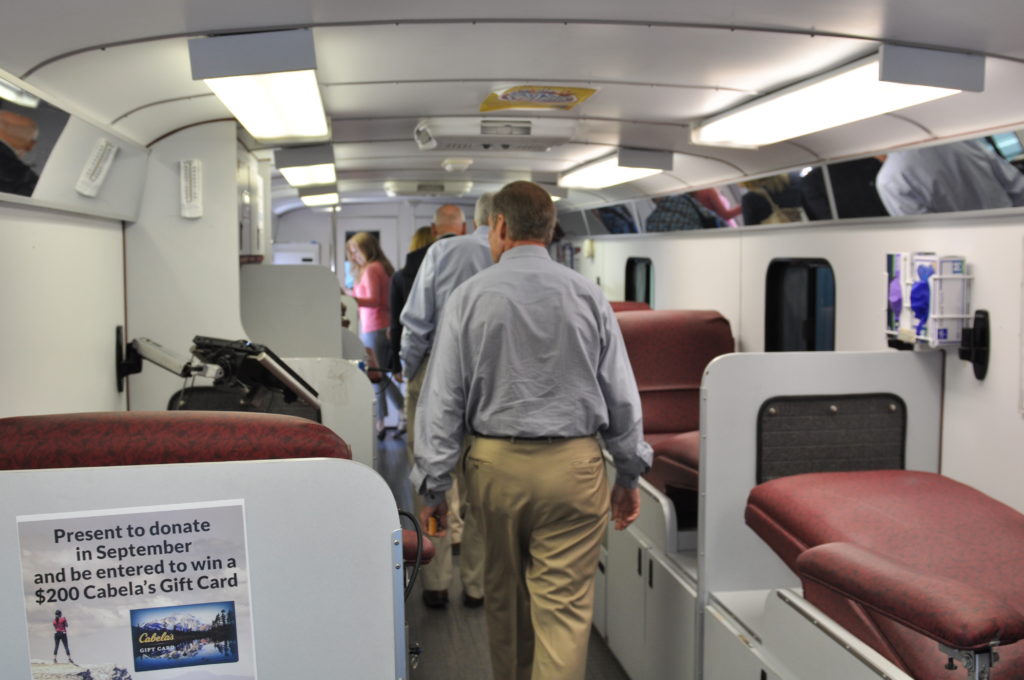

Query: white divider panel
left=0, top=458, right=404, bottom=680
left=694, top=350, right=943, bottom=678
left=240, top=264, right=344, bottom=360
left=285, top=357, right=375, bottom=468
left=341, top=328, right=367, bottom=361
left=698, top=350, right=943, bottom=598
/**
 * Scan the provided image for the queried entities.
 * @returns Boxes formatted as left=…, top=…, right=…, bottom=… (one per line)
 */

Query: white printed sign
left=18, top=500, right=256, bottom=679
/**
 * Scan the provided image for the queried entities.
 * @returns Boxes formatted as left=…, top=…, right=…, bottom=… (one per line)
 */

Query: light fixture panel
left=559, top=154, right=663, bottom=189
left=189, top=30, right=328, bottom=142
left=880, top=45, right=985, bottom=93
left=618, top=148, right=673, bottom=171
left=300, top=192, right=340, bottom=207
left=189, top=30, right=317, bottom=80
left=691, top=53, right=962, bottom=149
left=280, top=164, right=336, bottom=187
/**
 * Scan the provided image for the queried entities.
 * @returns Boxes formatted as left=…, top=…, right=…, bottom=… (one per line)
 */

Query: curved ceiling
left=3, top=0, right=1023, bottom=213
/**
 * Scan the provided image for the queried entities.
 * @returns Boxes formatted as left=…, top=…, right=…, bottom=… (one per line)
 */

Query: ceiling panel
left=330, top=140, right=603, bottom=173
left=117, top=97, right=235, bottom=147
left=27, top=39, right=211, bottom=132
left=1, top=0, right=1022, bottom=215
left=899, top=59, right=1024, bottom=140
left=323, top=81, right=745, bottom=124
left=315, top=24, right=867, bottom=94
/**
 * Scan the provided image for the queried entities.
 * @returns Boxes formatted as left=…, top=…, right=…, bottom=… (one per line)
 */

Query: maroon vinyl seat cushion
left=616, top=309, right=733, bottom=493
left=609, top=300, right=652, bottom=312
left=0, top=411, right=351, bottom=467
left=746, top=470, right=1024, bottom=680
left=643, top=431, right=701, bottom=492
left=0, top=411, right=432, bottom=565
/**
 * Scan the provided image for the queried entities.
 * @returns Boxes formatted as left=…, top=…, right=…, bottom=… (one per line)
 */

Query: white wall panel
left=571, top=210, right=1024, bottom=512
left=0, top=203, right=125, bottom=416
left=123, top=121, right=246, bottom=411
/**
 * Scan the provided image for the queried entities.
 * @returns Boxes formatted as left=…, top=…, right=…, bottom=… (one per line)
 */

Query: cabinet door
left=604, top=525, right=648, bottom=678
left=644, top=551, right=698, bottom=680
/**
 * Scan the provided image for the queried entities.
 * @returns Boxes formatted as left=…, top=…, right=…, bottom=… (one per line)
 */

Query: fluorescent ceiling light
left=559, top=155, right=662, bottom=189
left=280, top=163, right=336, bottom=187
left=189, top=30, right=329, bottom=142
left=204, top=71, right=328, bottom=141
left=691, top=53, right=961, bottom=148
left=0, top=76, right=38, bottom=108
left=300, top=191, right=340, bottom=207
left=276, top=144, right=335, bottom=187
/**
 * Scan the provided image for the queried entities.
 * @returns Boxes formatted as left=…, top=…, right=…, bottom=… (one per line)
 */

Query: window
left=625, top=257, right=653, bottom=305
left=765, top=258, right=835, bottom=351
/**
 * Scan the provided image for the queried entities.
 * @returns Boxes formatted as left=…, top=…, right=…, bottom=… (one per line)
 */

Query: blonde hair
left=346, top=232, right=394, bottom=282
left=740, top=174, right=790, bottom=195
left=408, top=226, right=435, bottom=252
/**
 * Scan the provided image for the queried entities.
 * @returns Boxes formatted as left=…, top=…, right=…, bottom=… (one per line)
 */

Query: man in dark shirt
left=387, top=226, right=434, bottom=372
left=800, top=158, right=889, bottom=220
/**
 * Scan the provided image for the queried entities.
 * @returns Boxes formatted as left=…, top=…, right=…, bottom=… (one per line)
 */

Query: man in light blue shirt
left=400, top=205, right=492, bottom=382
left=413, top=180, right=651, bottom=680
left=399, top=198, right=493, bottom=609
left=876, top=139, right=1024, bottom=216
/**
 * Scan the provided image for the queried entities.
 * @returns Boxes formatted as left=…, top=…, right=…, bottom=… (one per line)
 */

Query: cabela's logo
left=138, top=631, right=175, bottom=644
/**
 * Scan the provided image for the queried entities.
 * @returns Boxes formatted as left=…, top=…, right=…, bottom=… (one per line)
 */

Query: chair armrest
left=796, top=542, right=1024, bottom=651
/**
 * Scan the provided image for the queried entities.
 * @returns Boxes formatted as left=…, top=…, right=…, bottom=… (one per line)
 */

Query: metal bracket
left=115, top=326, right=142, bottom=392
left=957, top=309, right=989, bottom=380
left=939, top=643, right=999, bottom=680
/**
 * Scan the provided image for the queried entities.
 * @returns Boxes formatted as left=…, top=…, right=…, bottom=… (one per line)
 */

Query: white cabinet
left=603, top=525, right=698, bottom=680
left=646, top=550, right=696, bottom=680
left=605, top=525, right=649, bottom=678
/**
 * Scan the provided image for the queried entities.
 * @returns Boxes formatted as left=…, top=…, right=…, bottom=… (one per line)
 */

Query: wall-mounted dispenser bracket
left=957, top=309, right=989, bottom=380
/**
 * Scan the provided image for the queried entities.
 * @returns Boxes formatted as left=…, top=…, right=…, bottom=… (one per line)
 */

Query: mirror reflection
left=562, top=131, right=1024, bottom=235
left=0, top=78, right=70, bottom=198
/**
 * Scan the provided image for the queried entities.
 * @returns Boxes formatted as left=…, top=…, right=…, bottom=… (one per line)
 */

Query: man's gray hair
left=474, top=192, right=495, bottom=228
left=434, top=204, right=465, bottom=228
left=492, top=181, right=556, bottom=243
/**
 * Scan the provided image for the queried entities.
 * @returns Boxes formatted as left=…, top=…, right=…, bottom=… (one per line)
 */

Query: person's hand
left=393, top=371, right=404, bottom=383
left=342, top=286, right=354, bottom=297
left=419, top=499, right=449, bottom=537
left=610, top=485, right=640, bottom=530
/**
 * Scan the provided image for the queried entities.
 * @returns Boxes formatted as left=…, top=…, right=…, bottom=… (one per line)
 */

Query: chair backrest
left=0, top=410, right=351, bottom=470
left=616, top=310, right=733, bottom=435
left=609, top=300, right=651, bottom=312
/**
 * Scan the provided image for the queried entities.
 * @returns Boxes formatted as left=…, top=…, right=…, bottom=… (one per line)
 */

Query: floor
left=375, top=432, right=630, bottom=680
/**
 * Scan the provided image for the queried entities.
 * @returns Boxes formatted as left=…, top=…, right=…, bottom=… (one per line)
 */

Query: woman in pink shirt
left=344, top=232, right=404, bottom=435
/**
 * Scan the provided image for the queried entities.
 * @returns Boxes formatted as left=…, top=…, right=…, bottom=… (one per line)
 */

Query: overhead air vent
left=383, top=180, right=473, bottom=197
left=413, top=117, right=576, bottom=152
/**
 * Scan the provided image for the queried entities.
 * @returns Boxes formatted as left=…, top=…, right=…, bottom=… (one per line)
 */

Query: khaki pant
left=406, top=358, right=485, bottom=597
left=467, top=436, right=609, bottom=680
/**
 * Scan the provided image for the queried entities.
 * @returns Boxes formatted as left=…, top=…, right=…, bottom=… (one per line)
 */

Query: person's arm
left=409, top=296, right=467, bottom=510
left=987, top=149, right=1024, bottom=206
left=875, top=159, right=927, bottom=216
left=703, top=189, right=742, bottom=220
left=400, top=248, right=439, bottom=380
left=594, top=303, right=652, bottom=528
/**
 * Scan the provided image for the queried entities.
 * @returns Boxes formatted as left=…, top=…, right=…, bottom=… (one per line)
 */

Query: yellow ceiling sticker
left=480, top=85, right=597, bottom=112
